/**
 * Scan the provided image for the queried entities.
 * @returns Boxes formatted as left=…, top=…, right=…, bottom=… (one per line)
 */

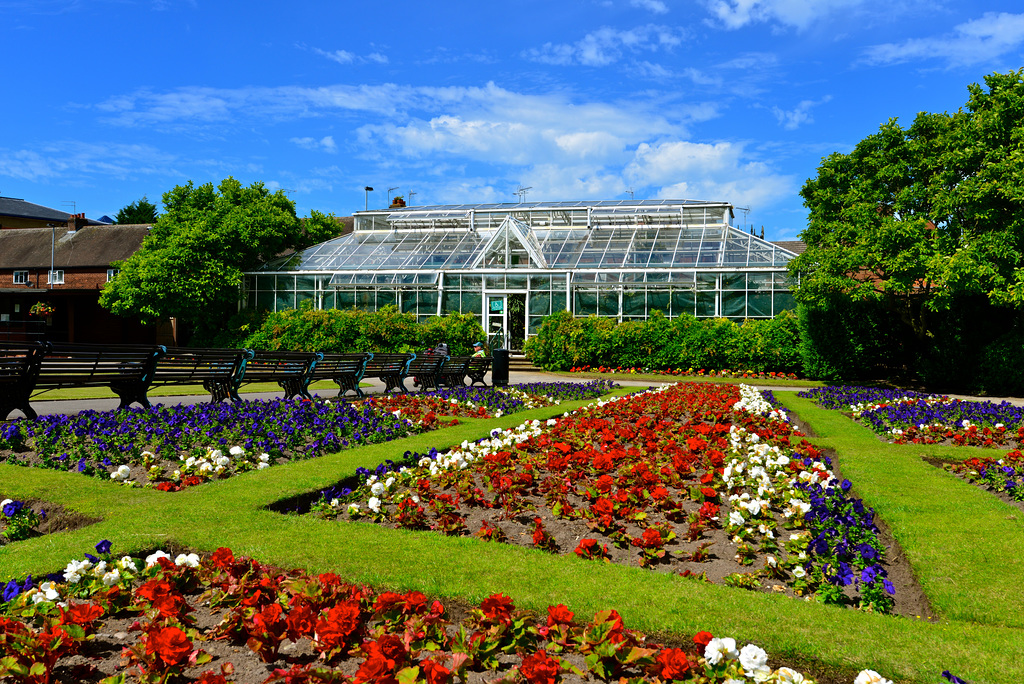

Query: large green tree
left=791, top=70, right=1024, bottom=343
left=113, top=196, right=159, bottom=224
left=101, top=177, right=316, bottom=335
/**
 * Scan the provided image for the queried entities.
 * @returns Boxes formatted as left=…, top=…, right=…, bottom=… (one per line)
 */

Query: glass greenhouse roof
left=259, top=200, right=796, bottom=273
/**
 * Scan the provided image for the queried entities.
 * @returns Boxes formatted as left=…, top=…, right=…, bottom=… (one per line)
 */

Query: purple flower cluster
left=422, top=380, right=612, bottom=414
left=0, top=398, right=420, bottom=475
left=797, top=386, right=941, bottom=410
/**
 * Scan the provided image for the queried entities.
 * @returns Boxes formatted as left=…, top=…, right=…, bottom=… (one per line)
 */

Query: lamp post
left=364, top=186, right=374, bottom=211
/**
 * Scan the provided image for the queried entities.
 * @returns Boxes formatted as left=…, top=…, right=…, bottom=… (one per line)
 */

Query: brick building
left=0, top=197, right=159, bottom=344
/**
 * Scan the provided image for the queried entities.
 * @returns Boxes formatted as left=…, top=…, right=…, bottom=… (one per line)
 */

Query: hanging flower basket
left=29, top=302, right=56, bottom=317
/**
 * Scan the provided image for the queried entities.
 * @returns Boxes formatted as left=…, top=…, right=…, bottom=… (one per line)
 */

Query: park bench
left=361, top=353, right=415, bottom=394
left=466, top=356, right=492, bottom=386
left=308, top=352, right=372, bottom=399
left=238, top=350, right=322, bottom=401
left=0, top=342, right=164, bottom=419
left=436, top=355, right=473, bottom=388
left=408, top=353, right=449, bottom=392
left=151, top=347, right=251, bottom=403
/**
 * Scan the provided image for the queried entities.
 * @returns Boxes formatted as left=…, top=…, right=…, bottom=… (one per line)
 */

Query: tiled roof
left=0, top=225, right=150, bottom=269
left=772, top=240, right=806, bottom=255
left=0, top=197, right=71, bottom=222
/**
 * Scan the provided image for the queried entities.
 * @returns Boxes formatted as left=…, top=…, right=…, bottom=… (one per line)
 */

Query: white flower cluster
left=110, top=464, right=133, bottom=483
left=62, top=555, right=138, bottom=587
left=733, top=384, right=789, bottom=422
left=703, top=637, right=815, bottom=682
left=174, top=445, right=271, bottom=480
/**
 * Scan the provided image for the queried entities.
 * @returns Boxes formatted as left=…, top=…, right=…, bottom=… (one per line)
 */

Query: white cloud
left=625, top=140, right=794, bottom=209
left=771, top=95, right=831, bottom=130
left=523, top=25, right=685, bottom=66
left=631, top=0, right=669, bottom=14
left=290, top=135, right=337, bottom=153
left=703, top=0, right=863, bottom=30
left=312, top=46, right=389, bottom=65
left=861, top=12, right=1024, bottom=67
left=0, top=142, right=177, bottom=181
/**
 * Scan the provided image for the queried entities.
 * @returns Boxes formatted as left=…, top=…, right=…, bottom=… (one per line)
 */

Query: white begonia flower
left=1, top=498, right=13, bottom=509
left=39, top=581, right=60, bottom=601
left=102, top=568, right=121, bottom=586
left=739, top=643, right=769, bottom=672
left=793, top=566, right=806, bottom=578
left=370, top=482, right=386, bottom=497
left=209, top=449, right=223, bottom=460
left=229, top=445, right=245, bottom=456
left=111, top=464, right=132, bottom=481
left=257, top=462, right=270, bottom=469
left=347, top=503, right=361, bottom=515
left=368, top=497, right=381, bottom=513
left=260, top=453, right=271, bottom=463
left=385, top=477, right=395, bottom=489
left=119, top=556, right=138, bottom=572
left=175, top=553, right=201, bottom=567
left=854, top=672, right=894, bottom=684
left=704, top=637, right=738, bottom=665
left=729, top=510, right=745, bottom=526
left=146, top=550, right=171, bottom=567
left=94, top=560, right=107, bottom=575
left=216, top=455, right=230, bottom=467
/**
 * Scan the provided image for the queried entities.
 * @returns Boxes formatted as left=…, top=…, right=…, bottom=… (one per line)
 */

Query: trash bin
left=491, top=349, right=510, bottom=387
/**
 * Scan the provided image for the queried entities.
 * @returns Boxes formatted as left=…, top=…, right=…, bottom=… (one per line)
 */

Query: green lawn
left=2, top=387, right=1022, bottom=683
left=549, top=370, right=824, bottom=388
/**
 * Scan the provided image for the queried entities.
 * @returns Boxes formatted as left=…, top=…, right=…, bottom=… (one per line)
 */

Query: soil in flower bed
left=0, top=497, right=100, bottom=547
left=297, top=383, right=929, bottom=617
left=1, top=544, right=865, bottom=684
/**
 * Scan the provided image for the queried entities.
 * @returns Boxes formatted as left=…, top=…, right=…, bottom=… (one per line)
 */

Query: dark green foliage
left=233, top=305, right=485, bottom=355
left=113, top=196, right=158, bottom=224
left=523, top=311, right=803, bottom=373
left=796, top=301, right=904, bottom=382
left=977, top=329, right=1024, bottom=396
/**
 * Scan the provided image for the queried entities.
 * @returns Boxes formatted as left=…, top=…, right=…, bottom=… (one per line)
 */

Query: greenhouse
left=245, top=199, right=799, bottom=349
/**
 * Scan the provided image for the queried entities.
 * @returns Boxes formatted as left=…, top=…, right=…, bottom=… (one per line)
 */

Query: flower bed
left=0, top=541, right=895, bottom=684
left=569, top=366, right=799, bottom=380
left=941, top=450, right=1024, bottom=503
left=798, top=386, right=1024, bottom=448
left=0, top=383, right=610, bottom=493
left=311, top=383, right=896, bottom=612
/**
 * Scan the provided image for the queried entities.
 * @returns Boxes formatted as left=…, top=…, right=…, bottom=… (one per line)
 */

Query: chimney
left=67, top=213, right=87, bottom=233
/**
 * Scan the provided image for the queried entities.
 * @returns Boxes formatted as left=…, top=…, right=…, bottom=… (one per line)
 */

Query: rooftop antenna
left=407, top=190, right=417, bottom=206
left=627, top=188, right=634, bottom=200
left=514, top=185, right=532, bottom=204
left=735, top=206, right=751, bottom=230
left=387, top=186, right=400, bottom=205
left=61, top=200, right=76, bottom=214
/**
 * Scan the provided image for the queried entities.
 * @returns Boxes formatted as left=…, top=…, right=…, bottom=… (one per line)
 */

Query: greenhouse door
left=486, top=295, right=507, bottom=350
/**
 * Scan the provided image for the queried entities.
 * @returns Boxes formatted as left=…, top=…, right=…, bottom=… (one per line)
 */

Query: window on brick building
left=107, top=268, right=120, bottom=281
left=13, top=271, right=28, bottom=284
left=47, top=270, right=64, bottom=285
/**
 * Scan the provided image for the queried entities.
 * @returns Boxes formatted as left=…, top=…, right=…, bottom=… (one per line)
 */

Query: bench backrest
left=37, top=343, right=165, bottom=388
left=311, top=352, right=372, bottom=381
left=439, top=355, right=472, bottom=374
left=241, top=350, right=320, bottom=383
left=0, top=342, right=47, bottom=384
left=363, top=353, right=414, bottom=377
left=408, top=353, right=447, bottom=376
left=154, top=347, right=250, bottom=385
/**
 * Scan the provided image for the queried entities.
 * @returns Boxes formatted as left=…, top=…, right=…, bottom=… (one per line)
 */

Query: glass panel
left=529, top=275, right=551, bottom=290
left=669, top=272, right=693, bottom=285
left=355, top=290, right=375, bottom=310
left=445, top=274, right=461, bottom=289
left=401, top=293, right=416, bottom=314
left=529, top=316, right=546, bottom=335
left=775, top=273, right=797, bottom=289
left=773, top=292, right=796, bottom=313
left=336, top=291, right=355, bottom=309
left=377, top=289, right=398, bottom=308
left=443, top=291, right=461, bottom=314
left=256, top=290, right=275, bottom=311
left=696, top=292, right=717, bottom=317
left=722, top=290, right=745, bottom=317
left=462, top=275, right=482, bottom=289
left=748, top=293, right=772, bottom=317
left=574, top=290, right=597, bottom=316
left=671, top=290, right=694, bottom=316
left=747, top=273, right=772, bottom=291
left=648, top=289, right=669, bottom=314
left=622, top=289, right=645, bottom=316
left=256, top=275, right=275, bottom=291
left=529, top=292, right=551, bottom=317
left=296, top=275, right=317, bottom=290
left=722, top=273, right=746, bottom=290
left=598, top=290, right=619, bottom=317
left=296, top=291, right=314, bottom=309
left=486, top=275, right=505, bottom=289
left=506, top=274, right=528, bottom=290
left=462, top=292, right=482, bottom=315
left=322, top=291, right=335, bottom=309
left=552, top=274, right=568, bottom=291
left=275, top=291, right=295, bottom=312
left=697, top=274, right=718, bottom=291
left=276, top=275, right=295, bottom=291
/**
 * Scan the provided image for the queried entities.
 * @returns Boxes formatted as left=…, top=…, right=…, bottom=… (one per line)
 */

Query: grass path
left=2, top=387, right=1023, bottom=682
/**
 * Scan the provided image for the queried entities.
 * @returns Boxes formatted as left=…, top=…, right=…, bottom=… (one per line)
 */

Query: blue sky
left=3, top=0, right=1023, bottom=240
